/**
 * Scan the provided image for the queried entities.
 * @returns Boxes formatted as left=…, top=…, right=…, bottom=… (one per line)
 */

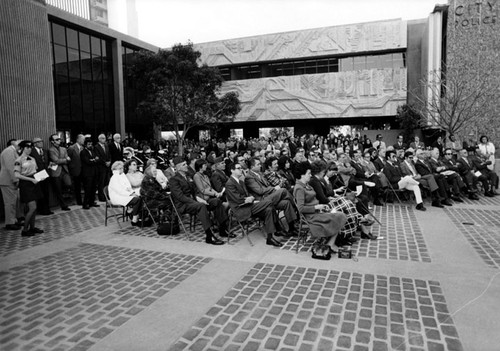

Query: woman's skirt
left=19, top=179, right=42, bottom=203
left=329, top=196, right=362, bottom=236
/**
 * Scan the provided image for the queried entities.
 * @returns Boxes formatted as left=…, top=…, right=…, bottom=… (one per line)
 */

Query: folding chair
left=165, top=192, right=191, bottom=240
left=227, top=208, right=261, bottom=246
left=103, top=186, right=127, bottom=229
left=384, top=182, right=407, bottom=204
left=294, top=210, right=312, bottom=253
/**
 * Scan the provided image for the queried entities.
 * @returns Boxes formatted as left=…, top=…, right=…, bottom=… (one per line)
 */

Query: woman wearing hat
left=14, top=140, right=45, bottom=236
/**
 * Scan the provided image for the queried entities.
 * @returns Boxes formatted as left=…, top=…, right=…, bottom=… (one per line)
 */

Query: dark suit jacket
left=245, top=170, right=275, bottom=200
left=350, top=160, right=367, bottom=180
left=80, top=148, right=98, bottom=178
left=393, top=142, right=407, bottom=150
left=373, top=157, right=386, bottom=172
left=67, top=143, right=82, bottom=176
left=442, top=158, right=461, bottom=173
left=109, top=142, right=123, bottom=164
left=383, top=162, right=403, bottom=186
left=211, top=169, right=229, bottom=192
left=94, top=143, right=110, bottom=169
left=414, top=159, right=433, bottom=176
left=308, top=176, right=331, bottom=204
left=456, top=157, right=475, bottom=176
left=30, top=147, right=48, bottom=172
left=225, top=176, right=253, bottom=222
left=169, top=172, right=197, bottom=210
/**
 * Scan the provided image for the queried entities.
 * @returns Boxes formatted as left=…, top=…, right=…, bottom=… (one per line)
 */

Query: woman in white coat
left=109, top=161, right=142, bottom=226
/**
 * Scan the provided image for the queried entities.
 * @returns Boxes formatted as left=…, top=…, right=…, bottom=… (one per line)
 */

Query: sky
left=134, top=0, right=443, bottom=48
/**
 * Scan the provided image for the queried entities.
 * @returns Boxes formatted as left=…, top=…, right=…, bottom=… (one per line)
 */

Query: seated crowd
left=1, top=132, right=497, bottom=254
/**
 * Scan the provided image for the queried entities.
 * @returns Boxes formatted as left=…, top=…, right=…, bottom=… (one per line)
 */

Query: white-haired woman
left=108, top=161, right=142, bottom=226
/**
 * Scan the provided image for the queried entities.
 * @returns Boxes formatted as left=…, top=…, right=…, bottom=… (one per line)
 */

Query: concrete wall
left=406, top=19, right=427, bottom=108
left=0, top=0, right=57, bottom=148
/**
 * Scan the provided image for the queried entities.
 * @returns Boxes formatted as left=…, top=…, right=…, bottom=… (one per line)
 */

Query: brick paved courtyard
left=1, top=196, right=500, bottom=351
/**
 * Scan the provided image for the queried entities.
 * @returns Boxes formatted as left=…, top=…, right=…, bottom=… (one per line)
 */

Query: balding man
left=0, top=139, right=22, bottom=229
left=109, top=133, right=123, bottom=164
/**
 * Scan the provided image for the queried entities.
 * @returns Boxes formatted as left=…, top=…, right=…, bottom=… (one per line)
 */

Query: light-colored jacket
left=0, top=145, right=19, bottom=186
left=109, top=171, right=135, bottom=206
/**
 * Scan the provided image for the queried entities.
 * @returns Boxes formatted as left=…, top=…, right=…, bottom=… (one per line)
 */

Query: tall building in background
left=46, top=0, right=109, bottom=25
left=107, top=0, right=139, bottom=37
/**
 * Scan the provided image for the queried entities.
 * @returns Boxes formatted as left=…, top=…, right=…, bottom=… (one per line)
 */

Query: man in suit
left=468, top=148, right=497, bottom=197
left=169, top=157, right=225, bottom=245
left=211, top=156, right=229, bottom=193
left=0, top=139, right=22, bottom=229
left=245, top=157, right=297, bottom=235
left=383, top=150, right=426, bottom=211
left=428, top=148, right=465, bottom=202
left=31, top=137, right=53, bottom=215
left=109, top=133, right=123, bottom=164
left=225, top=162, right=283, bottom=247
left=456, top=148, right=483, bottom=199
left=80, top=138, right=100, bottom=209
left=94, top=134, right=111, bottom=201
left=351, top=150, right=383, bottom=206
left=373, top=134, right=386, bottom=153
left=67, top=134, right=85, bottom=206
left=48, top=134, right=71, bottom=211
left=163, top=158, right=176, bottom=180
left=405, top=150, right=451, bottom=207
left=409, top=136, right=425, bottom=151
left=393, top=135, right=407, bottom=151
left=372, top=149, right=386, bottom=172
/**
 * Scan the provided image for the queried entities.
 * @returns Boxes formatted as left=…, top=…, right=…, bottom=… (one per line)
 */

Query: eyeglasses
left=234, top=166, right=242, bottom=170
left=445, top=153, right=452, bottom=155
left=54, top=138, right=61, bottom=141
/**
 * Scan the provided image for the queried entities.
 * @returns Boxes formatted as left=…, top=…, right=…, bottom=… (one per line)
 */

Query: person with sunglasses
left=14, top=141, right=45, bottom=236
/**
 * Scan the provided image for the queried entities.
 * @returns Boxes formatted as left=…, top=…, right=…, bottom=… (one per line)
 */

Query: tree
left=395, top=103, right=425, bottom=143
left=130, top=43, right=241, bottom=155
left=412, top=62, right=498, bottom=139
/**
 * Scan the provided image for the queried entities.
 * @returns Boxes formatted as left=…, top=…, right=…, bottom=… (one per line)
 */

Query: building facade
left=193, top=19, right=427, bottom=138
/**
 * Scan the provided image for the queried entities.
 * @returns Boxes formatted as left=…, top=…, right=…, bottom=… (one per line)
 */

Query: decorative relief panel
left=220, top=69, right=407, bottom=122
left=195, top=20, right=407, bottom=66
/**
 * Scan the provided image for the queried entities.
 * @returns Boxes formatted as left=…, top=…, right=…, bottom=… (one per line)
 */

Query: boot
left=431, top=191, right=444, bottom=208
left=218, top=222, right=236, bottom=238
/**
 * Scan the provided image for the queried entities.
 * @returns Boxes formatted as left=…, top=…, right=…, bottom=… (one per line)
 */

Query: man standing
left=67, top=134, right=85, bottom=206
left=31, top=137, right=53, bottom=215
left=109, top=133, right=123, bottom=164
left=48, top=134, right=71, bottom=211
left=94, top=133, right=111, bottom=201
left=0, top=139, right=22, bottom=229
left=80, top=138, right=100, bottom=209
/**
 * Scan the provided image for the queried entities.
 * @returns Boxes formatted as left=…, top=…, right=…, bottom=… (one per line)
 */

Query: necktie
left=40, top=149, right=45, bottom=162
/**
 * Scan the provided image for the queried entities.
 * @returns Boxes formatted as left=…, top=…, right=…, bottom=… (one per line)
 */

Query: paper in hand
left=34, top=169, right=49, bottom=181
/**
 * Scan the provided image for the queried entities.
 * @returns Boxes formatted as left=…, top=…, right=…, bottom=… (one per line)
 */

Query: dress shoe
left=40, top=211, right=55, bottom=215
left=206, top=236, right=225, bottom=245
left=82, top=205, right=90, bottom=210
left=266, top=237, right=283, bottom=247
left=347, top=236, right=357, bottom=244
left=441, top=199, right=453, bottom=206
left=416, top=203, right=427, bottom=211
left=451, top=196, right=463, bottom=202
left=485, top=191, right=495, bottom=198
left=21, top=230, right=35, bottom=237
left=131, top=221, right=141, bottom=226
left=61, top=207, right=71, bottom=211
left=431, top=200, right=444, bottom=208
left=4, top=224, right=21, bottom=230
left=361, top=232, right=378, bottom=240
left=91, top=203, right=100, bottom=207
left=29, top=227, right=44, bottom=234
left=468, top=194, right=479, bottom=200
left=373, top=199, right=384, bottom=206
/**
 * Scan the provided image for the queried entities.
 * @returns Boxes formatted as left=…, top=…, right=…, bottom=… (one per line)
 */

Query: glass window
left=365, top=55, right=378, bottom=69
left=53, top=44, right=67, bottom=65
left=317, top=59, right=329, bottom=73
left=392, top=53, right=405, bottom=69
left=66, top=28, right=79, bottom=50
left=293, top=61, right=305, bottom=75
left=282, top=62, right=293, bottom=76
left=340, top=57, right=353, bottom=71
left=91, top=36, right=101, bottom=56
left=79, top=33, right=90, bottom=53
left=304, top=60, right=317, bottom=74
left=52, top=23, right=66, bottom=45
left=329, top=59, right=339, bottom=72
left=379, top=54, right=393, bottom=69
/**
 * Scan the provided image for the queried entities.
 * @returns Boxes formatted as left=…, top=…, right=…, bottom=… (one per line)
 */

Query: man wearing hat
left=169, top=156, right=227, bottom=245
left=31, top=137, right=53, bottom=215
left=211, top=156, right=229, bottom=194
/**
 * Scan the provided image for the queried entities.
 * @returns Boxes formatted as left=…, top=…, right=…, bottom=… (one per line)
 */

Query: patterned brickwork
left=281, top=205, right=431, bottom=262
left=0, top=244, right=211, bottom=351
left=0, top=207, right=103, bottom=258
left=445, top=208, right=500, bottom=269
left=170, top=263, right=463, bottom=351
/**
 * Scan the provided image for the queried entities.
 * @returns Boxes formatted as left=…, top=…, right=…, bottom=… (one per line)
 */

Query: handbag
left=311, top=241, right=332, bottom=260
